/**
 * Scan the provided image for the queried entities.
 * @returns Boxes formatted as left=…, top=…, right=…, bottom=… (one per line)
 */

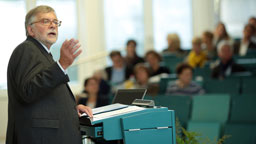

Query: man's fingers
left=71, top=44, right=81, bottom=53
left=69, top=39, right=79, bottom=50
left=73, top=49, right=82, bottom=59
left=81, top=108, right=92, bottom=118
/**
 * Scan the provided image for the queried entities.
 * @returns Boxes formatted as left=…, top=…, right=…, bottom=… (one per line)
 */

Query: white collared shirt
left=239, top=41, right=249, bottom=56
left=38, top=41, right=67, bottom=75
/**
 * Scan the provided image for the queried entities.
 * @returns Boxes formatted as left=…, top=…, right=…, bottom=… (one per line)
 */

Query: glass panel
left=0, top=0, right=26, bottom=89
left=153, top=0, right=193, bottom=51
left=104, top=0, right=144, bottom=56
left=37, top=0, right=78, bottom=82
left=220, top=0, right=256, bottom=38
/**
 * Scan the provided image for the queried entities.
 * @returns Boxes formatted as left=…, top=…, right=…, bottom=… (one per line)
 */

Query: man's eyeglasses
left=30, top=18, right=62, bottom=27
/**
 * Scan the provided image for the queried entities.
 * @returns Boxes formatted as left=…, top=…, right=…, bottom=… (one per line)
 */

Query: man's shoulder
left=13, top=38, right=39, bottom=54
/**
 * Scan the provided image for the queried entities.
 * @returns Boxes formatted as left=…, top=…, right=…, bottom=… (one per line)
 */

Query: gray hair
left=217, top=40, right=233, bottom=53
left=25, top=5, right=56, bottom=36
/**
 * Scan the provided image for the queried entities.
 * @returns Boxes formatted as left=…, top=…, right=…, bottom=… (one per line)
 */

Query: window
left=37, top=0, right=78, bottom=83
left=220, top=0, right=256, bottom=38
left=104, top=0, right=144, bottom=56
left=153, top=0, right=193, bottom=51
left=0, top=0, right=26, bottom=89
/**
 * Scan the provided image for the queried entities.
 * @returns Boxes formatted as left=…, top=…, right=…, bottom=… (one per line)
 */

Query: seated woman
left=77, top=77, right=109, bottom=109
left=145, top=50, right=170, bottom=77
left=124, top=63, right=150, bottom=89
left=202, top=31, right=217, bottom=60
left=124, top=39, right=144, bottom=69
left=166, top=63, right=205, bottom=96
left=162, top=33, right=186, bottom=57
left=233, top=24, right=256, bottom=56
left=123, top=63, right=159, bottom=95
left=187, top=37, right=207, bottom=68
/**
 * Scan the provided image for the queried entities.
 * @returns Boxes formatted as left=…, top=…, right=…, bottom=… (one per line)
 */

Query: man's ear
left=27, top=25, right=35, bottom=37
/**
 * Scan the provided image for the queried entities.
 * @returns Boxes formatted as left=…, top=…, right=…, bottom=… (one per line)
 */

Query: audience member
left=214, top=22, right=232, bottom=46
left=187, top=37, right=207, bottom=68
left=162, top=33, right=186, bottom=57
left=77, top=77, right=109, bottom=109
left=234, top=24, right=256, bottom=56
left=212, top=41, right=246, bottom=79
left=166, top=63, right=205, bottom=96
left=133, top=63, right=150, bottom=88
left=145, top=50, right=170, bottom=77
left=202, top=31, right=217, bottom=60
left=105, top=50, right=133, bottom=85
left=93, top=69, right=111, bottom=96
left=249, top=17, right=256, bottom=43
left=124, top=39, right=144, bottom=69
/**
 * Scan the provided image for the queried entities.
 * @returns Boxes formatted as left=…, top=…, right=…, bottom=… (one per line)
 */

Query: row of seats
left=162, top=52, right=256, bottom=73
left=159, top=75, right=256, bottom=96
left=144, top=94, right=256, bottom=144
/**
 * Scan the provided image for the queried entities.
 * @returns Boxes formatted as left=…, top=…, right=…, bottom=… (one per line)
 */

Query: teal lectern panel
left=123, top=128, right=173, bottom=144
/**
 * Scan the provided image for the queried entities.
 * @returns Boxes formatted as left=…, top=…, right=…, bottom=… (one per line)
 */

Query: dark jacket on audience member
left=149, top=66, right=171, bottom=77
left=125, top=55, right=145, bottom=69
left=233, top=40, right=256, bottom=55
left=78, top=91, right=109, bottom=108
left=211, top=59, right=246, bottom=79
left=105, top=66, right=133, bottom=81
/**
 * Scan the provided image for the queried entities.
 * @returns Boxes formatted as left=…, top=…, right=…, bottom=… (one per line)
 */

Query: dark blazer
left=233, top=40, right=256, bottom=55
left=6, top=36, right=82, bottom=144
left=105, top=66, right=133, bottom=82
left=77, top=92, right=109, bottom=108
left=149, top=66, right=171, bottom=77
left=211, top=59, right=246, bottom=79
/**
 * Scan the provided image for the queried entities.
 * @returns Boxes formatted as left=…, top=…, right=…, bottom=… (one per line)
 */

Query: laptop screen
left=112, top=89, right=147, bottom=105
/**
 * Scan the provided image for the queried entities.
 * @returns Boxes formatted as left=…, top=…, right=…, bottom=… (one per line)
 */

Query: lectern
left=80, top=104, right=176, bottom=144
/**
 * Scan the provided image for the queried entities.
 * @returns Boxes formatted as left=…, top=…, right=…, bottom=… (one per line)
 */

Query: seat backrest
left=159, top=77, right=176, bottom=94
left=229, top=95, right=256, bottom=122
left=224, top=123, right=256, bottom=144
left=241, top=77, right=256, bottom=95
left=154, top=95, right=192, bottom=127
left=204, top=78, right=241, bottom=95
left=191, top=95, right=230, bottom=123
left=187, top=121, right=221, bottom=142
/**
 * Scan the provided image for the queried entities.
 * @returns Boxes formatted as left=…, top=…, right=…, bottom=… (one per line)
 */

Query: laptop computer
left=112, top=89, right=147, bottom=105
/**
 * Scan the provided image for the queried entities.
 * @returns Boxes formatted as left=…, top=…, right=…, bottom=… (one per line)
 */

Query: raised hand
left=59, top=39, right=82, bottom=70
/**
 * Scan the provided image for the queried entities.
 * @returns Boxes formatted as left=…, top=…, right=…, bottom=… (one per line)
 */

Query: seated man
left=212, top=41, right=246, bottom=79
left=166, top=63, right=205, bottom=96
left=105, top=50, right=133, bottom=85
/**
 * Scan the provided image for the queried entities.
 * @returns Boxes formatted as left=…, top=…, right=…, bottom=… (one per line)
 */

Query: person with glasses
left=6, top=5, right=93, bottom=144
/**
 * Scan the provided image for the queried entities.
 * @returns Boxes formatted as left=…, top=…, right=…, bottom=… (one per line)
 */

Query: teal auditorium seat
left=153, top=95, right=191, bottom=127
left=241, top=77, right=256, bottom=95
left=193, top=67, right=211, bottom=81
left=162, top=54, right=184, bottom=72
left=203, top=78, right=240, bottom=96
left=224, top=124, right=256, bottom=144
left=229, top=95, right=256, bottom=122
left=234, top=54, right=256, bottom=71
left=191, top=95, right=230, bottom=123
left=158, top=76, right=177, bottom=94
left=187, top=121, right=221, bottom=142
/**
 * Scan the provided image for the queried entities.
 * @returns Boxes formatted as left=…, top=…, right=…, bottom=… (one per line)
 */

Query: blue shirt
left=111, top=67, right=125, bottom=85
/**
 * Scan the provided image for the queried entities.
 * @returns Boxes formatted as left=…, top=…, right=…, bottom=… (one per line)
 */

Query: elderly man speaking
left=6, top=5, right=93, bottom=144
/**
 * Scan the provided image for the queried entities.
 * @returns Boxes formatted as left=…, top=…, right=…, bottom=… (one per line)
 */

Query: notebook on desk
left=112, top=89, right=147, bottom=105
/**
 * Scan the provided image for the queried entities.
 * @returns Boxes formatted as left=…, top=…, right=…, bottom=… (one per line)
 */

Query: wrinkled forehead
left=34, top=11, right=57, bottom=20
